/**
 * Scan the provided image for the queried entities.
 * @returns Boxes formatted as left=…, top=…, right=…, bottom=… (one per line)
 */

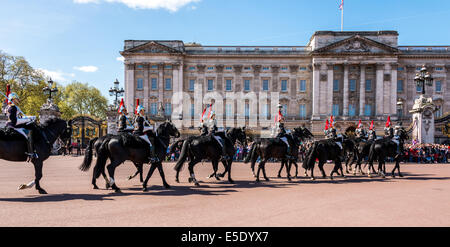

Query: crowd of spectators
left=403, top=144, right=449, bottom=163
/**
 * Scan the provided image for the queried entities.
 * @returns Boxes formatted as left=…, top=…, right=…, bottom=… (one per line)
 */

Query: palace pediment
left=311, top=35, right=398, bottom=55
left=122, top=41, right=184, bottom=55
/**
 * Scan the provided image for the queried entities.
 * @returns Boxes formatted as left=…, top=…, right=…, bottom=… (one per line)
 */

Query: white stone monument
left=410, top=95, right=438, bottom=144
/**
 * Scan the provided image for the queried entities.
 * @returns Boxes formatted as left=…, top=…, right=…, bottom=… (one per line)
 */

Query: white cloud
left=73, top=65, right=99, bottom=72
left=38, top=69, right=76, bottom=83
left=74, top=0, right=201, bottom=12
left=116, top=56, right=125, bottom=62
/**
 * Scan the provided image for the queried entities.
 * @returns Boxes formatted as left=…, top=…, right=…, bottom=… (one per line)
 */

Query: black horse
left=0, top=118, right=70, bottom=194
left=79, top=121, right=180, bottom=192
left=367, top=129, right=409, bottom=178
left=345, top=136, right=378, bottom=176
left=174, top=127, right=247, bottom=186
left=244, top=127, right=312, bottom=182
left=302, top=135, right=355, bottom=180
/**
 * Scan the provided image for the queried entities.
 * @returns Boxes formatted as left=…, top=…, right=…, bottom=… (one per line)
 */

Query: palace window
left=281, top=67, right=288, bottom=71
left=244, top=80, right=251, bottom=91
left=137, top=78, right=144, bottom=90
left=244, top=66, right=251, bottom=71
left=245, top=103, right=250, bottom=117
left=435, top=67, right=443, bottom=71
left=397, top=67, right=404, bottom=71
left=349, top=79, right=356, bottom=92
left=226, top=79, right=232, bottom=91
left=262, top=104, right=269, bottom=118
left=299, top=104, right=306, bottom=118
left=165, top=78, right=172, bottom=90
left=225, top=104, right=232, bottom=117
left=150, top=103, right=158, bottom=115
left=189, top=66, right=195, bottom=71
left=416, top=85, right=422, bottom=93
left=333, top=80, right=339, bottom=92
left=165, top=65, right=172, bottom=69
left=332, top=104, right=340, bottom=116
left=165, top=103, right=172, bottom=116
left=281, top=104, right=287, bottom=116
left=365, top=79, right=372, bottom=91
left=136, top=65, right=144, bottom=69
left=225, top=66, right=232, bottom=71
left=207, top=66, right=214, bottom=70
left=151, top=78, right=157, bottom=90
left=435, top=107, right=443, bottom=118
left=364, top=104, right=372, bottom=116
left=299, top=67, right=307, bottom=71
left=151, top=65, right=158, bottom=69
left=190, top=104, right=195, bottom=117
left=281, top=80, right=288, bottom=92
left=262, top=67, right=270, bottom=71
left=262, top=80, right=269, bottom=91
left=349, top=104, right=356, bottom=117
left=436, top=81, right=442, bottom=92
left=397, top=80, right=404, bottom=92
left=299, top=80, right=306, bottom=92
left=189, top=79, right=195, bottom=91
left=207, top=79, right=214, bottom=91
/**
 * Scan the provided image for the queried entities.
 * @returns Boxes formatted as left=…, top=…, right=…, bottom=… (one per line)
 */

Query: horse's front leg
left=33, top=160, right=47, bottom=194
left=142, top=162, right=158, bottom=191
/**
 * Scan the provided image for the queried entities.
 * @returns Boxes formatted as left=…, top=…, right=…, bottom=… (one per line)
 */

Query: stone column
left=216, top=64, right=224, bottom=91
left=158, top=63, right=164, bottom=104
left=143, top=64, right=149, bottom=110
left=253, top=65, right=261, bottom=92
left=271, top=65, right=279, bottom=92
left=125, top=63, right=135, bottom=111
left=312, top=63, right=320, bottom=119
left=376, top=63, right=385, bottom=116
left=327, top=63, right=334, bottom=115
left=106, top=109, right=118, bottom=135
left=390, top=62, right=398, bottom=116
left=359, top=64, right=366, bottom=116
left=343, top=63, right=349, bottom=116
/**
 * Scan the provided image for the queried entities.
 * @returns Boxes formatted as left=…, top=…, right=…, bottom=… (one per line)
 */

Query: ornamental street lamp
left=109, top=78, right=124, bottom=106
left=396, top=100, right=404, bottom=119
left=414, top=65, right=433, bottom=95
left=42, top=78, right=58, bottom=103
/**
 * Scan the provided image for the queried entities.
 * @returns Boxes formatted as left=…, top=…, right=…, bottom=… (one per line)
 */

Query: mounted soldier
left=133, top=105, right=159, bottom=163
left=205, top=111, right=230, bottom=161
left=274, top=104, right=292, bottom=158
left=367, top=120, right=377, bottom=141
left=393, top=122, right=405, bottom=158
left=355, top=120, right=367, bottom=139
left=326, top=116, right=344, bottom=161
left=199, top=103, right=212, bottom=136
left=117, top=98, right=133, bottom=133
left=384, top=116, right=394, bottom=138
left=4, top=92, right=39, bottom=160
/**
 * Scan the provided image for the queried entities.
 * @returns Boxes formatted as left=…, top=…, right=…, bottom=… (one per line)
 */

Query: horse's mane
left=40, top=118, right=64, bottom=128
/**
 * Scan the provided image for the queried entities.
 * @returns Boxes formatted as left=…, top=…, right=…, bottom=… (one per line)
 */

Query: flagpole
left=341, top=5, right=344, bottom=31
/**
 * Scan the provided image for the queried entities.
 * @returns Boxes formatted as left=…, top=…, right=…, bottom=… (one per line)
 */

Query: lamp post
left=414, top=65, right=434, bottom=95
left=109, top=79, right=124, bottom=106
left=42, top=78, right=58, bottom=104
left=396, top=100, right=404, bottom=119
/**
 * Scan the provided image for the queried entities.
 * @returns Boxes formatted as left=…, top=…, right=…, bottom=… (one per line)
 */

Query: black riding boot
left=25, top=130, right=38, bottom=161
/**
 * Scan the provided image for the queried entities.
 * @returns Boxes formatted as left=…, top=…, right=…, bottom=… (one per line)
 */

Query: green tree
left=61, top=82, right=108, bottom=119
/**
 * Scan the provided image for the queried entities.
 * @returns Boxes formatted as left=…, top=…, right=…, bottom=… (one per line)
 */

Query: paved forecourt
left=0, top=156, right=449, bottom=226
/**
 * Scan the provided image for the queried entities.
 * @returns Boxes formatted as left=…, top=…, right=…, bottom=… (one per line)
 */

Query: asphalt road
left=0, top=156, right=449, bottom=226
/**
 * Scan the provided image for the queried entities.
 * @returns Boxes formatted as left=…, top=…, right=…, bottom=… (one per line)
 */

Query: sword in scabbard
left=0, top=90, right=26, bottom=116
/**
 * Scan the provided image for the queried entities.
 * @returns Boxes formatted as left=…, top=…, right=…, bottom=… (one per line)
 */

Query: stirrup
left=25, top=152, right=38, bottom=162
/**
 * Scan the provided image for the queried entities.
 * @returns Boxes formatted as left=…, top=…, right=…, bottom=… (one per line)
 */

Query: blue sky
left=1, top=0, right=450, bottom=104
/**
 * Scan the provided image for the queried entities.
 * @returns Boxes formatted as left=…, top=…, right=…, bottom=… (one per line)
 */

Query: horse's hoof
left=399, top=174, right=404, bottom=178
left=127, top=176, right=133, bottom=180
left=265, top=178, right=270, bottom=181
left=194, top=182, right=200, bottom=187
left=164, top=184, right=171, bottom=189
left=93, top=185, right=99, bottom=190
left=228, top=180, right=234, bottom=184
left=142, top=187, right=147, bottom=192
left=277, top=175, right=282, bottom=178
left=114, top=189, right=122, bottom=193
left=175, top=179, right=180, bottom=183
left=17, top=184, right=27, bottom=190
left=330, top=177, right=334, bottom=180
left=218, top=173, right=225, bottom=178
left=188, top=178, right=193, bottom=183
left=38, top=189, right=47, bottom=194
left=310, top=177, right=315, bottom=181
left=105, top=184, right=111, bottom=189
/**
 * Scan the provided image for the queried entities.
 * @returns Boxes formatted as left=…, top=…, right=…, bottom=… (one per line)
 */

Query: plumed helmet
left=8, top=92, right=19, bottom=102
left=136, top=105, right=145, bottom=114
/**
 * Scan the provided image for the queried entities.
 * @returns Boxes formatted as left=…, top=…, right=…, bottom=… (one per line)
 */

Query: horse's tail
left=303, top=142, right=318, bottom=170
left=243, top=142, right=257, bottom=163
left=79, top=137, right=98, bottom=172
left=174, top=140, right=190, bottom=172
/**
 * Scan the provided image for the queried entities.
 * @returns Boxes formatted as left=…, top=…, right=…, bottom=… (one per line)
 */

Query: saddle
left=0, top=127, right=27, bottom=141
left=119, top=132, right=151, bottom=149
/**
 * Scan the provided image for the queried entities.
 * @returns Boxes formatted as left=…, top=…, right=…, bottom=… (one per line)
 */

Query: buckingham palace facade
left=120, top=31, right=450, bottom=136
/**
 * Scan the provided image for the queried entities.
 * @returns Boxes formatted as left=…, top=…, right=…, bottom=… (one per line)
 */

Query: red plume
left=324, top=119, right=329, bottom=130
left=4, top=84, right=10, bottom=104
left=369, top=120, right=374, bottom=130
left=357, top=120, right=362, bottom=128
left=135, top=99, right=140, bottom=114
left=385, top=116, right=391, bottom=128
left=117, top=98, right=125, bottom=113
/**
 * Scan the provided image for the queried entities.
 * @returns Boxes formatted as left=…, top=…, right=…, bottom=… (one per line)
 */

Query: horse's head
left=227, top=127, right=247, bottom=145
left=41, top=118, right=69, bottom=144
left=400, top=129, right=409, bottom=141
left=158, top=120, right=180, bottom=138
left=293, top=127, right=314, bottom=141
